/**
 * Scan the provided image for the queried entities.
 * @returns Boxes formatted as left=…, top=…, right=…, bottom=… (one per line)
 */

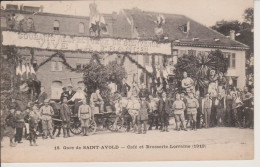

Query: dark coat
left=66, top=90, right=76, bottom=100
left=60, top=103, right=71, bottom=122
left=60, top=91, right=69, bottom=102
left=5, top=113, right=16, bottom=128
left=38, top=92, right=47, bottom=105
left=158, top=98, right=171, bottom=114
left=119, top=83, right=131, bottom=97
left=137, top=101, right=150, bottom=121
left=15, top=113, right=25, bottom=128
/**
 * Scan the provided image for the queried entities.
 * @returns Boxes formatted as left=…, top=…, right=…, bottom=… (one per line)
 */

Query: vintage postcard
left=0, top=0, right=254, bottom=162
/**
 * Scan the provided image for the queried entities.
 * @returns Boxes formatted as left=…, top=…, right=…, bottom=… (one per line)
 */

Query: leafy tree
left=83, top=58, right=127, bottom=105
left=174, top=50, right=229, bottom=93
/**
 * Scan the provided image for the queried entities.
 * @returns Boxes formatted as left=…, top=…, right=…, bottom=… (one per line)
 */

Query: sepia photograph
left=0, top=0, right=255, bottom=163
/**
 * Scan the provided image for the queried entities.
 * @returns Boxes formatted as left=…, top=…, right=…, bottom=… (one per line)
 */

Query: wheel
left=87, top=120, right=97, bottom=135
left=70, top=118, right=82, bottom=135
left=108, top=117, right=127, bottom=132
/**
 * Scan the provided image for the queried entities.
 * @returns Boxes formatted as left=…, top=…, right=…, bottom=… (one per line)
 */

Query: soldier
left=181, top=72, right=195, bottom=93
left=137, top=93, right=150, bottom=134
left=186, top=92, right=199, bottom=131
left=78, top=98, right=92, bottom=136
left=60, top=87, right=68, bottom=102
left=201, top=93, right=212, bottom=128
left=215, top=93, right=226, bottom=127
left=39, top=99, right=55, bottom=139
left=158, top=92, right=171, bottom=132
left=28, top=106, right=39, bottom=146
left=173, top=93, right=187, bottom=131
left=37, top=86, right=48, bottom=106
left=60, top=97, right=72, bottom=138
left=148, top=95, right=159, bottom=130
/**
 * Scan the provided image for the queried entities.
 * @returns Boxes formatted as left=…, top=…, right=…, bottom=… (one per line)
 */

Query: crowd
left=1, top=71, right=254, bottom=147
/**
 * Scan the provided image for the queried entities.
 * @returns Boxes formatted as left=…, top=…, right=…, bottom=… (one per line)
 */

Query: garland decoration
left=124, top=53, right=154, bottom=77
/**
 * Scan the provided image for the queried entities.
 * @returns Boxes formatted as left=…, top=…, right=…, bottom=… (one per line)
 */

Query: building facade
left=1, top=4, right=249, bottom=100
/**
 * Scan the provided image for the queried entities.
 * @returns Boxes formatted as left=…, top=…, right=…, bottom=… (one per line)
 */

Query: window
left=51, top=61, right=62, bottom=71
left=53, top=20, right=60, bottom=31
left=188, top=50, right=196, bottom=56
left=79, top=22, right=85, bottom=33
left=231, top=53, right=236, bottom=68
left=51, top=81, right=63, bottom=99
left=76, top=63, right=86, bottom=70
left=143, top=55, right=149, bottom=65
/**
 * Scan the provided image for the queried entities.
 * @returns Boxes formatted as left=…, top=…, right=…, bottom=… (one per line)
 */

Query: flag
left=14, top=14, right=25, bottom=22
left=30, top=63, right=37, bottom=80
left=21, top=64, right=27, bottom=80
left=16, top=63, right=22, bottom=76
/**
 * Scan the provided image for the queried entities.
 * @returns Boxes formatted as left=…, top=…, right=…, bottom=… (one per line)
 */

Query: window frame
left=79, top=22, right=85, bottom=34
left=51, top=61, right=63, bottom=72
left=53, top=20, right=60, bottom=31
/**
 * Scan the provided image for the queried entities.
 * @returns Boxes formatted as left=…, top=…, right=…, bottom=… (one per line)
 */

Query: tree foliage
left=83, top=59, right=127, bottom=105
left=174, top=50, right=229, bottom=90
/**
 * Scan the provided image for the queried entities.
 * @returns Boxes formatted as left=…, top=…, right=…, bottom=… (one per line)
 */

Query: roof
left=122, top=9, right=249, bottom=50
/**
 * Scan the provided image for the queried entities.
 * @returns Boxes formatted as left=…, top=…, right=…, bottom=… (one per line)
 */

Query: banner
left=2, top=31, right=172, bottom=55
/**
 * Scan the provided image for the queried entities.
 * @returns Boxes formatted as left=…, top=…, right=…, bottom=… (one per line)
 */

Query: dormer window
left=179, top=21, right=190, bottom=33
left=53, top=20, right=60, bottom=31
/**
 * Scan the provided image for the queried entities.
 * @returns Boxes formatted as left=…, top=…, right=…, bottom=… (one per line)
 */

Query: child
left=14, top=110, right=25, bottom=143
left=5, top=107, right=17, bottom=147
left=78, top=98, right=92, bottom=136
left=29, top=106, right=39, bottom=146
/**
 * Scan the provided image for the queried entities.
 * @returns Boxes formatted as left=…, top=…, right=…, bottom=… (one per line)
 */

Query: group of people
left=2, top=70, right=254, bottom=147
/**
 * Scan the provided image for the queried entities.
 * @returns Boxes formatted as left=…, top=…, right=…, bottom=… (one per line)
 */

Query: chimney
left=230, top=30, right=235, bottom=40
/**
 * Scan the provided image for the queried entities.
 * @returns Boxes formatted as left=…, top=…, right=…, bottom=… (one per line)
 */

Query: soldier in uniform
left=173, top=93, right=187, bottom=131
left=242, top=86, right=253, bottom=128
left=39, top=99, right=55, bottom=139
left=186, top=92, right=199, bottom=130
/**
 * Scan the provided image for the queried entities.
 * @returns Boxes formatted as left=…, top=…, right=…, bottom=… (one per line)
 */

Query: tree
left=83, top=58, right=127, bottom=105
left=243, top=8, right=253, bottom=27
left=174, top=50, right=229, bottom=93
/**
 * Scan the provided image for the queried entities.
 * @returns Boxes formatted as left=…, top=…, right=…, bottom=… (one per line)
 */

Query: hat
left=67, top=84, right=73, bottom=88
left=62, top=87, right=67, bottom=90
left=44, top=99, right=50, bottom=103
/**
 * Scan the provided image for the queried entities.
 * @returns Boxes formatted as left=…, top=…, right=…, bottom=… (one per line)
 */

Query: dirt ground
left=1, top=127, right=254, bottom=162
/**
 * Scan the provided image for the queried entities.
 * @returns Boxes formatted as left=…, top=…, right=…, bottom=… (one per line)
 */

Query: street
left=1, top=127, right=254, bottom=162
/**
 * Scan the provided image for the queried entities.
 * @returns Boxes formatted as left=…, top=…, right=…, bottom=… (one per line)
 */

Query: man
left=186, top=92, right=199, bottom=131
left=60, top=87, right=68, bottom=102
left=108, top=80, right=117, bottom=94
left=69, top=87, right=86, bottom=115
left=66, top=84, right=76, bottom=101
left=201, top=93, right=212, bottom=128
left=119, top=78, right=131, bottom=97
left=126, top=95, right=140, bottom=132
left=242, top=86, right=253, bottom=128
left=173, top=93, right=187, bottom=131
left=214, top=93, right=226, bottom=127
left=195, top=91, right=203, bottom=129
left=218, top=72, right=227, bottom=92
left=137, top=93, right=150, bottom=134
left=39, top=99, right=54, bottom=139
left=60, top=97, right=72, bottom=138
left=37, top=86, right=47, bottom=106
left=78, top=98, right=92, bottom=136
left=181, top=72, right=195, bottom=93
left=158, top=92, right=171, bottom=132
left=90, top=89, right=104, bottom=113
left=148, top=95, right=159, bottom=130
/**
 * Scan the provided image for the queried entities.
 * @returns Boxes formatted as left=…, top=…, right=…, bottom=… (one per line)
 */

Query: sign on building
left=2, top=31, right=172, bottom=55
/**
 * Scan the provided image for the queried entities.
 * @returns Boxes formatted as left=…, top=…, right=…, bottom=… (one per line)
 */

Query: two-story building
left=112, top=8, right=249, bottom=89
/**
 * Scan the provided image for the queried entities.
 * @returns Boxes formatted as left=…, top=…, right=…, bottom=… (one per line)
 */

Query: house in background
left=112, top=8, right=249, bottom=89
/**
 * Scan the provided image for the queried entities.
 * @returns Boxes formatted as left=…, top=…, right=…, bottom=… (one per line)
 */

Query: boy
left=5, top=107, right=17, bottom=147
left=78, top=98, right=92, bottom=136
left=14, top=110, right=25, bottom=143
left=29, top=105, right=39, bottom=146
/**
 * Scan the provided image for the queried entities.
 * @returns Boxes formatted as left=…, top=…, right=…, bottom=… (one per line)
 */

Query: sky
left=1, top=0, right=254, bottom=26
